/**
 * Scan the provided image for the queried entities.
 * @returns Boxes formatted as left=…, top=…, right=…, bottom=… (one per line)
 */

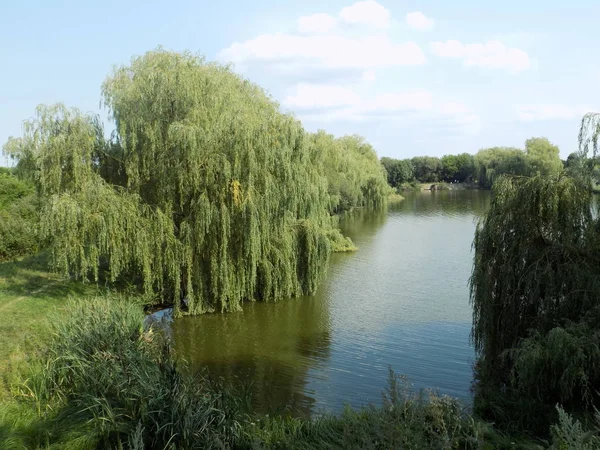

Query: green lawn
left=0, top=254, right=100, bottom=398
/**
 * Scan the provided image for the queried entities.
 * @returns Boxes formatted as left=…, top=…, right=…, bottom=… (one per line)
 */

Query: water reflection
left=173, top=293, right=334, bottom=416
left=395, top=189, right=490, bottom=218
left=171, top=190, right=490, bottom=416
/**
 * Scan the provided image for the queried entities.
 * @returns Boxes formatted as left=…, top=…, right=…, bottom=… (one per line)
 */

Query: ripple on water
left=170, top=190, right=490, bottom=416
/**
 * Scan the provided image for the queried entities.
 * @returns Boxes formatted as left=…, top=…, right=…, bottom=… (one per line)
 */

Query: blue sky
left=2, top=0, right=599, bottom=166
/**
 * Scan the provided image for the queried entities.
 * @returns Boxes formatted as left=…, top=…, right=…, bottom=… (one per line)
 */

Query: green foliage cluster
left=381, top=137, right=564, bottom=189
left=311, top=131, right=390, bottom=215
left=441, top=153, right=476, bottom=183
left=549, top=406, right=600, bottom=450
left=0, top=171, right=32, bottom=208
left=1, top=296, right=249, bottom=449
left=525, top=137, right=564, bottom=175
left=381, top=153, right=475, bottom=188
left=0, top=173, right=40, bottom=262
left=470, top=174, right=600, bottom=434
left=0, top=296, right=490, bottom=449
left=474, top=138, right=563, bottom=188
left=473, top=147, right=527, bottom=188
left=380, top=157, right=414, bottom=186
left=245, top=371, right=489, bottom=449
left=411, top=156, right=444, bottom=182
left=2, top=49, right=389, bottom=314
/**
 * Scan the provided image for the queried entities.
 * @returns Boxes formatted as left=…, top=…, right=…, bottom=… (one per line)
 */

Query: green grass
left=0, top=254, right=100, bottom=398
left=387, top=192, right=404, bottom=203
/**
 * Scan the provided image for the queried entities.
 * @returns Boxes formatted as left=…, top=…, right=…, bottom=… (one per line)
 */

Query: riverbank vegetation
left=469, top=114, right=600, bottom=444
left=470, top=174, right=600, bottom=437
left=0, top=295, right=494, bottom=449
left=0, top=279, right=596, bottom=449
left=311, top=131, right=390, bottom=215
left=2, top=49, right=391, bottom=316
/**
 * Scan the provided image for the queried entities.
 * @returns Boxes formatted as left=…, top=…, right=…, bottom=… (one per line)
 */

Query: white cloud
left=298, top=13, right=338, bottom=34
left=405, top=12, right=435, bottom=31
left=218, top=2, right=485, bottom=140
left=219, top=34, right=426, bottom=70
left=283, top=83, right=480, bottom=134
left=369, top=90, right=434, bottom=112
left=284, top=83, right=362, bottom=109
left=219, top=1, right=426, bottom=74
left=362, top=70, right=376, bottom=82
left=430, top=40, right=531, bottom=73
left=339, top=0, right=391, bottom=29
left=517, top=104, right=593, bottom=121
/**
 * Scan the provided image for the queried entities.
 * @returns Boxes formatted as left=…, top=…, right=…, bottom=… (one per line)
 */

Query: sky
left=1, top=0, right=599, bottom=166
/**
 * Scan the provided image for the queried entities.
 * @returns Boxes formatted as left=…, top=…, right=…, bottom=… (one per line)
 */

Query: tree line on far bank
left=381, top=137, right=576, bottom=189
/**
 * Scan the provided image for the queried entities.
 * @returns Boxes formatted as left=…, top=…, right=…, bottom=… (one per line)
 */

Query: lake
left=168, top=189, right=490, bottom=416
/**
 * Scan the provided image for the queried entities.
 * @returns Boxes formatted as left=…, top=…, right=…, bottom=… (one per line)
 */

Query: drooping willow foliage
left=469, top=173, right=600, bottom=432
left=575, top=112, right=600, bottom=184
left=473, top=147, right=528, bottom=188
left=309, top=130, right=391, bottom=215
left=3, top=49, right=389, bottom=314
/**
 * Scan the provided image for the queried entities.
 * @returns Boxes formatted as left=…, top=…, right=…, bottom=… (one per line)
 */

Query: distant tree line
left=381, top=137, right=566, bottom=189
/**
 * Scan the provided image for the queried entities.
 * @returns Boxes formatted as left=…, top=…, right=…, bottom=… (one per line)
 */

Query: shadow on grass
left=0, top=253, right=98, bottom=300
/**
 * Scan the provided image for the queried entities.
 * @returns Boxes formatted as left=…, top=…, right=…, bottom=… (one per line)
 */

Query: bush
left=0, top=192, right=40, bottom=262
left=549, top=406, right=600, bottom=450
left=0, top=173, right=33, bottom=209
left=8, top=297, right=247, bottom=449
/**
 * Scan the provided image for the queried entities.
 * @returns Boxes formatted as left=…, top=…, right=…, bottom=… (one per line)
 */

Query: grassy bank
left=0, top=255, right=102, bottom=399
left=387, top=192, right=405, bottom=203
left=0, top=259, right=596, bottom=449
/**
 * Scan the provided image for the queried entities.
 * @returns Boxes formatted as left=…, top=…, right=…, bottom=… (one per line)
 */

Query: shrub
left=549, top=406, right=600, bottom=450
left=0, top=192, right=40, bottom=262
left=13, top=297, right=247, bottom=449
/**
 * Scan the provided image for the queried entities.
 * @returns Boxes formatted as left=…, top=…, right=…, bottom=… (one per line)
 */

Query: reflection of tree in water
left=170, top=206, right=392, bottom=416
left=201, top=357, right=317, bottom=416
left=337, top=206, right=389, bottom=243
left=171, top=293, right=332, bottom=417
left=393, top=190, right=490, bottom=218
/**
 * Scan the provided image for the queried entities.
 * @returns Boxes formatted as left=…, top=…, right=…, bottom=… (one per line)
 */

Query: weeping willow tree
left=310, top=130, right=390, bottom=215
left=470, top=172, right=600, bottom=433
left=473, top=147, right=528, bottom=188
left=576, top=113, right=600, bottom=186
left=3, top=49, right=349, bottom=314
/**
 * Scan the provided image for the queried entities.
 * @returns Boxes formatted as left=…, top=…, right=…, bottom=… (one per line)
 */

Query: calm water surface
left=170, top=190, right=490, bottom=416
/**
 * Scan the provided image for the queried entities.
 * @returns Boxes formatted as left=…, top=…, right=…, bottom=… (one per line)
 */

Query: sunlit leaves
left=5, top=49, right=390, bottom=314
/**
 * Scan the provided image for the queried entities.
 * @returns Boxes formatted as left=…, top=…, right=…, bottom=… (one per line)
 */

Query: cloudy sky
left=1, top=0, right=599, bottom=166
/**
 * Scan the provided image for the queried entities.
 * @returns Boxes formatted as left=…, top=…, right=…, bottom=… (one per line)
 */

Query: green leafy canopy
left=3, top=49, right=389, bottom=314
